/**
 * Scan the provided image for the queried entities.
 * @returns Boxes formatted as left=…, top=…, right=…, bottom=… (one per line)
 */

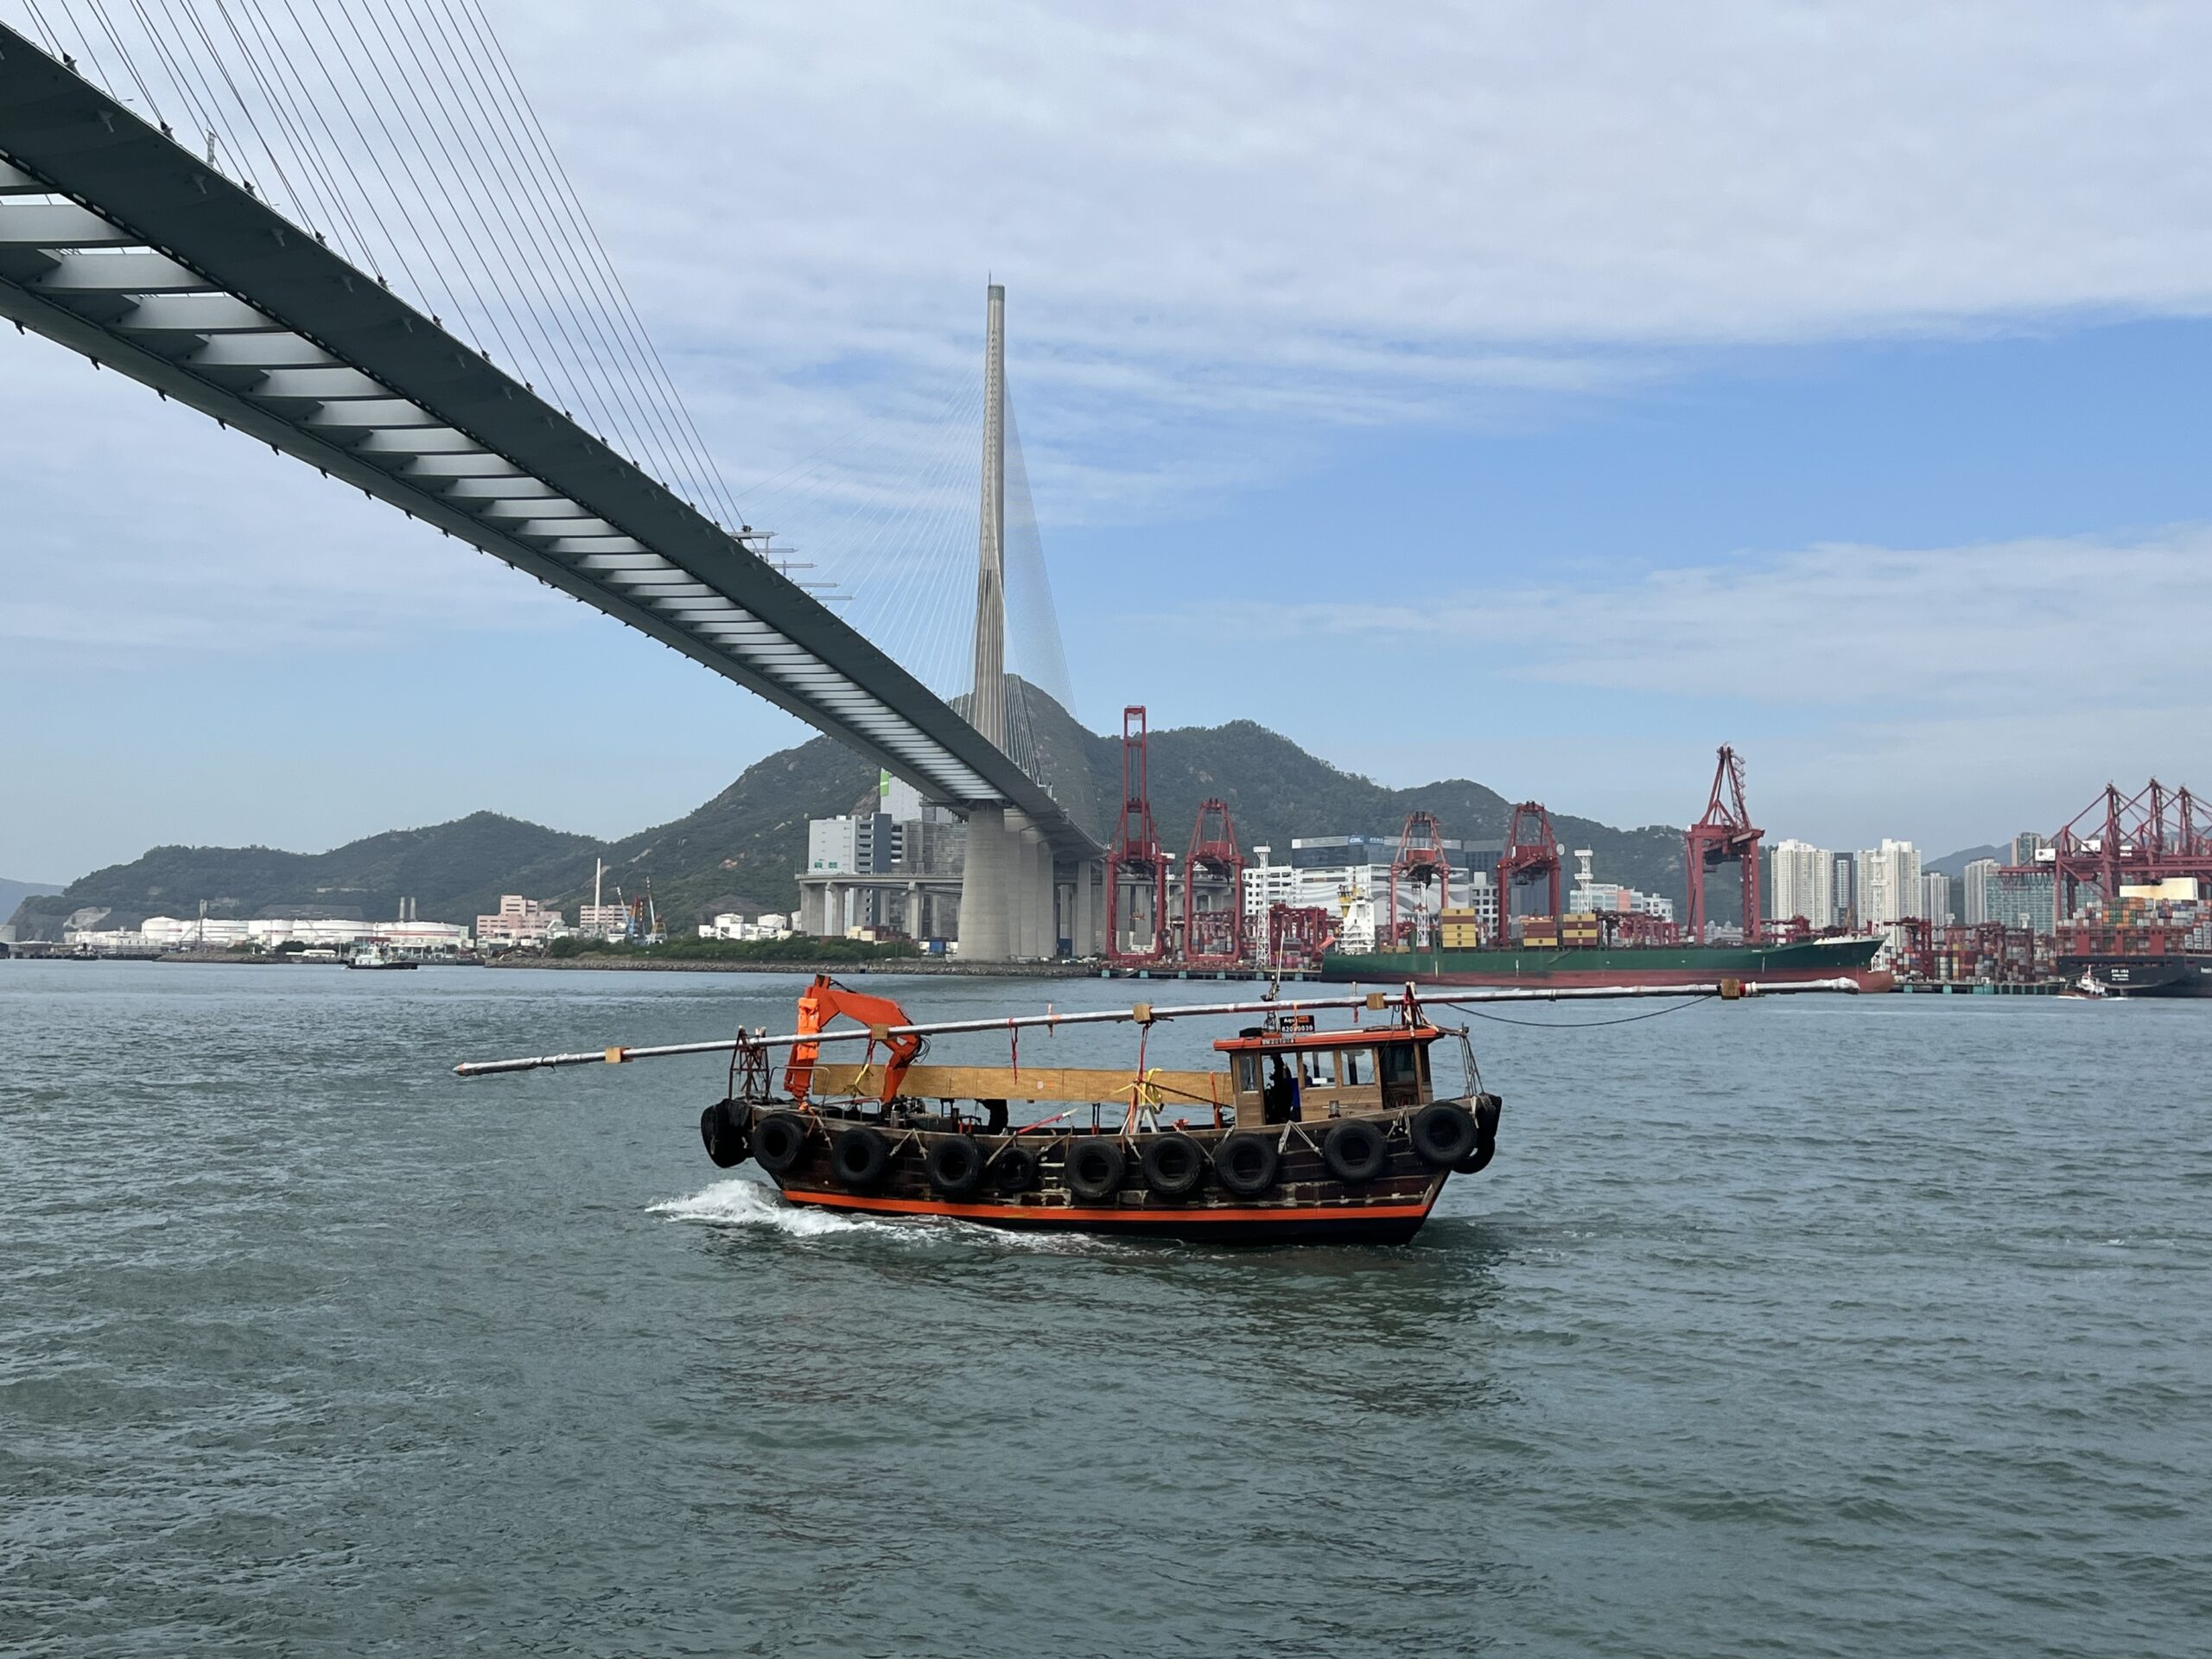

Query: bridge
left=0, top=15, right=1101, bottom=957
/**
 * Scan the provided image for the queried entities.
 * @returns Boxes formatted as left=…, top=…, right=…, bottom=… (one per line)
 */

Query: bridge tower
left=955, top=283, right=1063, bottom=958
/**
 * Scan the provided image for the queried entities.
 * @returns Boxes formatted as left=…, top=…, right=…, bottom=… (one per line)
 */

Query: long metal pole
left=452, top=978, right=1863, bottom=1077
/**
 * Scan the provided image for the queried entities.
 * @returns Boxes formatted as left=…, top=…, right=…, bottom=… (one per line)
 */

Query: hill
left=6, top=814, right=598, bottom=942
left=1926, top=843, right=2005, bottom=877
left=0, top=876, right=64, bottom=920
left=8, top=696, right=1720, bottom=938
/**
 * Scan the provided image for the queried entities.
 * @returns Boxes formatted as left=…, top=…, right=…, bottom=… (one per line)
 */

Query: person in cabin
left=1265, top=1054, right=1294, bottom=1124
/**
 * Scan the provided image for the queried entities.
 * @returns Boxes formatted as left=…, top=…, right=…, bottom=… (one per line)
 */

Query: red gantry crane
left=2021, top=778, right=2212, bottom=916
left=1685, top=744, right=1763, bottom=944
left=1495, top=802, right=1561, bottom=945
left=1182, top=798, right=1247, bottom=968
left=1105, top=706, right=1170, bottom=966
left=1388, top=810, right=1452, bottom=948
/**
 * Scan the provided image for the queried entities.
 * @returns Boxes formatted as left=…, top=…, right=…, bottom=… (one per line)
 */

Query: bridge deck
left=0, top=28, right=1096, bottom=860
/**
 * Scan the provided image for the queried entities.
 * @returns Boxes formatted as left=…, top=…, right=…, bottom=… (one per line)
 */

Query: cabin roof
left=1212, top=1024, right=1444, bottom=1054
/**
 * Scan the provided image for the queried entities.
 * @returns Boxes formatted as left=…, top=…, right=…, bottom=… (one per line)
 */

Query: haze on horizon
left=5, top=0, right=2209, bottom=885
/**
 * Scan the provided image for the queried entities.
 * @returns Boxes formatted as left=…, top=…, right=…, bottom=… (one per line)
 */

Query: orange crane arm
left=782, top=974, right=922, bottom=1103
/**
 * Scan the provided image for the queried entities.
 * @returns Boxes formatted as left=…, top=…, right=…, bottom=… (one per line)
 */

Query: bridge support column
left=1007, top=815, right=1033, bottom=958
left=1020, top=825, right=1050, bottom=957
left=958, top=806, right=1013, bottom=962
left=1071, top=859, right=1096, bottom=957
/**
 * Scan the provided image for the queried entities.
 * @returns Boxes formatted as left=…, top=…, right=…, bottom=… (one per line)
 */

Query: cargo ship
left=2056, top=953, right=2212, bottom=997
left=1321, top=933, right=1887, bottom=990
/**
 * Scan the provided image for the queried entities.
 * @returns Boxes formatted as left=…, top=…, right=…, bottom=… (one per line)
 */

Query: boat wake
left=648, top=1177, right=1110, bottom=1253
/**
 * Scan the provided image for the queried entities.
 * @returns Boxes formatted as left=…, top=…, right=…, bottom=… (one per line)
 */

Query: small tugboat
left=460, top=977, right=1502, bottom=1245
left=346, top=944, right=418, bottom=970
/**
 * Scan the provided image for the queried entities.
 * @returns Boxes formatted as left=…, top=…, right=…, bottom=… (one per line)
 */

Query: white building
left=698, top=912, right=795, bottom=942
left=1240, top=845, right=1300, bottom=925
left=1854, top=840, right=1922, bottom=928
left=66, top=913, right=470, bottom=955
left=1285, top=836, right=1497, bottom=939
left=1769, top=839, right=1837, bottom=930
left=1917, top=871, right=1953, bottom=925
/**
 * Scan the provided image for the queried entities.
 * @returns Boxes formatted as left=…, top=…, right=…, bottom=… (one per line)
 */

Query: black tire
left=1212, top=1132, right=1279, bottom=1198
left=830, top=1126, right=892, bottom=1190
left=1456, top=1096, right=1502, bottom=1174
left=1139, top=1131, right=1206, bottom=1198
left=1472, top=1094, right=1503, bottom=1141
left=1322, top=1119, right=1389, bottom=1184
left=925, top=1135, right=986, bottom=1198
left=992, top=1144, right=1039, bottom=1196
left=1453, top=1141, right=1496, bottom=1174
left=753, top=1110, right=808, bottom=1175
left=700, top=1101, right=749, bottom=1169
left=1410, top=1102, right=1479, bottom=1168
left=1063, top=1137, right=1127, bottom=1202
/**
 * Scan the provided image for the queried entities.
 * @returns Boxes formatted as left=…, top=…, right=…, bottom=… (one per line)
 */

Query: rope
left=1434, top=994, right=1718, bottom=1029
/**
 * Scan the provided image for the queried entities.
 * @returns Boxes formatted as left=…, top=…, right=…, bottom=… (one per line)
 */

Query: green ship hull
left=1321, top=934, right=1886, bottom=988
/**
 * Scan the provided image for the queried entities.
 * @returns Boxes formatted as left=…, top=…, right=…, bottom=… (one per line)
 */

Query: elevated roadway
left=0, top=27, right=1097, bottom=868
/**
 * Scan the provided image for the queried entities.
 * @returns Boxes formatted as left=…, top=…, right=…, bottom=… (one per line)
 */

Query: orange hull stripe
left=777, top=1187, right=1440, bottom=1225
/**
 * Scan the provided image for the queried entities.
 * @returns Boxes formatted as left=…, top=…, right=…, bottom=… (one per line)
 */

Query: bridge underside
left=0, top=28, right=1096, bottom=866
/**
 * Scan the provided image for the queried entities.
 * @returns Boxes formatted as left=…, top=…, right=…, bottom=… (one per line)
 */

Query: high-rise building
left=1962, top=857, right=1999, bottom=925
left=1769, top=839, right=1836, bottom=929
left=2010, top=831, right=2047, bottom=868
left=1917, top=871, right=1953, bottom=925
left=1834, top=854, right=1857, bottom=928
left=1987, top=869, right=2056, bottom=935
left=1854, top=840, right=1922, bottom=926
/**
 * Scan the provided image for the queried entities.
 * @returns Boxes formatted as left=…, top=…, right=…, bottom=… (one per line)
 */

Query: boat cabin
left=1213, top=1023, right=1444, bottom=1128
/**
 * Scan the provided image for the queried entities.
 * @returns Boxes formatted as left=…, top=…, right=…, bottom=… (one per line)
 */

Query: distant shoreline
left=482, top=954, right=1101, bottom=979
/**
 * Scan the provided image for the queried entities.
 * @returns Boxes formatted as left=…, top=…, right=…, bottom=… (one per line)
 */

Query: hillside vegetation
left=10, top=693, right=1719, bottom=938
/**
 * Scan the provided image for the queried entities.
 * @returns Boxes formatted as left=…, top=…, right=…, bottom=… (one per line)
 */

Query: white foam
left=649, top=1177, right=902, bottom=1240
left=647, top=1176, right=1132, bottom=1255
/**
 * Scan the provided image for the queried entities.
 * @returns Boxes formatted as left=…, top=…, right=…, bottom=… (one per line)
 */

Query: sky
left=5, top=0, right=2211, bottom=883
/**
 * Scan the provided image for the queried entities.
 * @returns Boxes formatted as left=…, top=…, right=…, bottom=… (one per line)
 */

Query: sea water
left=3, top=961, right=2207, bottom=1656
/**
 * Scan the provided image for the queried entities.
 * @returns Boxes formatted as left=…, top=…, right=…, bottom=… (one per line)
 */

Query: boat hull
left=747, top=1104, right=1480, bottom=1246
left=775, top=1184, right=1441, bottom=1244
left=2056, top=954, right=2212, bottom=997
left=1319, top=934, right=1886, bottom=989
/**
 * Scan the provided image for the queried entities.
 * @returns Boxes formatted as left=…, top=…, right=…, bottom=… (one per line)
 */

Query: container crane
left=1495, top=803, right=1561, bottom=944
left=1388, top=810, right=1451, bottom=948
left=1105, top=706, right=1170, bottom=965
left=1181, top=798, right=1246, bottom=968
left=1685, top=745, right=1763, bottom=944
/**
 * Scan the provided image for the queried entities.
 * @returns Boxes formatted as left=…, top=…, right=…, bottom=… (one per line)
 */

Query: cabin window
left=1235, top=1054, right=1261, bottom=1094
left=1338, top=1050, right=1364, bottom=1086
left=1379, top=1044, right=1419, bottom=1087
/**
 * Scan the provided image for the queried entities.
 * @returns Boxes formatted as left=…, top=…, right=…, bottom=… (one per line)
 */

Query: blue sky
left=5, top=2, right=2210, bottom=881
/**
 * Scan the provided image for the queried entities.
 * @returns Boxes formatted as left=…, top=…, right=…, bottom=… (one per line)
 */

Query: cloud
left=29, top=2, right=2212, bottom=531
left=0, top=342, right=577, bottom=657
left=1194, top=532, right=2212, bottom=716
left=1158, top=527, right=2212, bottom=713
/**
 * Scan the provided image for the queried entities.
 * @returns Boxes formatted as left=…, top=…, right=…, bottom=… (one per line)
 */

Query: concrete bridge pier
left=957, top=806, right=1013, bottom=961
left=1070, top=858, right=1097, bottom=957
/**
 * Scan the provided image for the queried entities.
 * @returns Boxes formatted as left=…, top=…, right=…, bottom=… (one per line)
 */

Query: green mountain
left=8, top=692, right=1716, bottom=938
left=7, top=814, right=601, bottom=942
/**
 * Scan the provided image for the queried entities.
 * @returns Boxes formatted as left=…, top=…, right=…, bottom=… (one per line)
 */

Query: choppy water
left=3, top=961, right=2208, bottom=1656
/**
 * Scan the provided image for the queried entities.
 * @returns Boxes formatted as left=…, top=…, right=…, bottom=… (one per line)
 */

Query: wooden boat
left=690, top=978, right=1503, bottom=1244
